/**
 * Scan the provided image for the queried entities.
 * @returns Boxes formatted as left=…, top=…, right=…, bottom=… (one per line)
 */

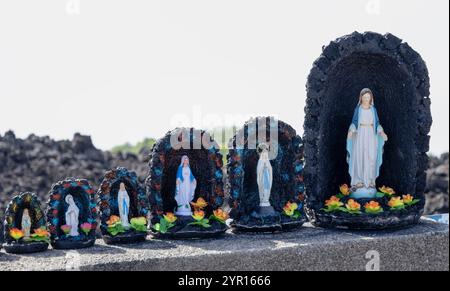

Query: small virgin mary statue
left=257, top=143, right=273, bottom=207
left=65, top=194, right=80, bottom=236
left=175, top=155, right=197, bottom=216
left=347, top=88, right=388, bottom=198
left=21, top=208, right=32, bottom=239
left=117, top=182, right=131, bottom=228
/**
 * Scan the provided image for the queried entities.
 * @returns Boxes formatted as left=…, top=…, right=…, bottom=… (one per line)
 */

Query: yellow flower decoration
left=388, top=196, right=405, bottom=210
left=212, top=208, right=229, bottom=222
left=345, top=199, right=361, bottom=212
left=322, top=196, right=344, bottom=213
left=10, top=228, right=24, bottom=241
left=325, top=196, right=343, bottom=208
left=163, top=212, right=177, bottom=224
left=32, top=228, right=50, bottom=237
left=379, top=186, right=396, bottom=196
left=106, top=215, right=120, bottom=226
left=339, top=184, right=350, bottom=196
left=190, top=198, right=208, bottom=210
left=192, top=210, right=206, bottom=221
left=283, top=202, right=298, bottom=216
left=364, top=201, right=383, bottom=214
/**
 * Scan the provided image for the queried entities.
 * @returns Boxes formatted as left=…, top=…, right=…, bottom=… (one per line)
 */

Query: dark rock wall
left=0, top=131, right=149, bottom=222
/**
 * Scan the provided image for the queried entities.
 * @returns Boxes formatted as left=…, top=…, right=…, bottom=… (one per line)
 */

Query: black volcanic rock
left=0, top=131, right=150, bottom=225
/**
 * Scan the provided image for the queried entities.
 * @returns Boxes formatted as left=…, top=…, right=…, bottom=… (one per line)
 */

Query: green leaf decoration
left=188, top=219, right=211, bottom=228
left=130, top=217, right=148, bottom=233
left=405, top=199, right=420, bottom=207
left=376, top=192, right=385, bottom=198
left=153, top=217, right=176, bottom=234
left=107, top=222, right=126, bottom=236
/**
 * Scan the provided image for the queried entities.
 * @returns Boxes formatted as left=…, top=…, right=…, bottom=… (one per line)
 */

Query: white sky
left=0, top=0, right=448, bottom=154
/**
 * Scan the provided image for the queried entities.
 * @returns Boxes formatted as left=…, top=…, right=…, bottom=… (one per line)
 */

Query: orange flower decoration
left=191, top=198, right=208, bottom=210
left=10, top=228, right=24, bottom=241
left=325, top=196, right=343, bottom=208
left=163, top=212, right=177, bottom=224
left=379, top=186, right=396, bottom=196
left=388, top=197, right=405, bottom=210
left=192, top=210, right=206, bottom=221
left=106, top=215, right=120, bottom=226
left=32, top=228, right=50, bottom=237
left=403, top=194, right=413, bottom=204
left=339, top=184, right=350, bottom=196
left=213, top=208, right=229, bottom=222
left=365, top=201, right=383, bottom=214
left=345, top=199, right=361, bottom=212
left=283, top=202, right=299, bottom=216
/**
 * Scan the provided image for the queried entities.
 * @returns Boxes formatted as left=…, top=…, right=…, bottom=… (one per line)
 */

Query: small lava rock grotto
left=146, top=128, right=227, bottom=239
left=303, top=31, right=432, bottom=230
left=46, top=178, right=98, bottom=249
left=2, top=192, right=49, bottom=254
left=98, top=167, right=149, bottom=244
left=227, top=117, right=306, bottom=232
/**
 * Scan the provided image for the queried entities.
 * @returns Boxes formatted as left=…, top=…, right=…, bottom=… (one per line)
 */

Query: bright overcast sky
left=0, top=0, right=448, bottom=154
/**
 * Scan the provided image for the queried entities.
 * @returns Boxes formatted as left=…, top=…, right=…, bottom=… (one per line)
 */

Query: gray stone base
left=0, top=219, right=448, bottom=271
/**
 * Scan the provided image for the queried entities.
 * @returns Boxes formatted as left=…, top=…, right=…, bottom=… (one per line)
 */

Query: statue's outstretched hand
left=347, top=131, right=353, bottom=139
left=380, top=131, right=388, bottom=141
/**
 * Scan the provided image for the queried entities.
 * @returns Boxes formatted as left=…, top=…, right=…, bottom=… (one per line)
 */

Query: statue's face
left=119, top=183, right=126, bottom=191
left=361, top=93, right=372, bottom=105
left=183, top=158, right=189, bottom=167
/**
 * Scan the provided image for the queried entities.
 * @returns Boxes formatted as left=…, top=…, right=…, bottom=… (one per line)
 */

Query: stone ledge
left=0, top=219, right=448, bottom=271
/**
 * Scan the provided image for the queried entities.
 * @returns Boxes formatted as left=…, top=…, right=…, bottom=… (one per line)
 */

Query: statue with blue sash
left=347, top=88, right=388, bottom=199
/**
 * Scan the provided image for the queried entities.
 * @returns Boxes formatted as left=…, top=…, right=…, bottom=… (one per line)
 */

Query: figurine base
left=350, top=187, right=377, bottom=199
left=2, top=241, right=49, bottom=254
left=231, top=206, right=307, bottom=233
left=151, top=216, right=227, bottom=240
left=102, top=231, right=147, bottom=245
left=51, top=238, right=96, bottom=250
left=312, top=210, right=422, bottom=230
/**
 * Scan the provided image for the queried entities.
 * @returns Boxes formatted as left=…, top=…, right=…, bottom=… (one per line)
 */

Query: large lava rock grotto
left=303, top=31, right=432, bottom=229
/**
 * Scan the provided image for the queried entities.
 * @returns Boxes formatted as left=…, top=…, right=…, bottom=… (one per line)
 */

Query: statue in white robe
left=347, top=88, right=388, bottom=198
left=65, top=195, right=80, bottom=236
left=117, top=182, right=131, bottom=228
left=175, top=155, right=197, bottom=216
left=257, top=143, right=273, bottom=207
left=21, top=208, right=32, bottom=239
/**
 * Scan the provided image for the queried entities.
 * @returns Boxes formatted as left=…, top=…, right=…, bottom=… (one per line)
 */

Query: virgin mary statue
left=257, top=143, right=273, bottom=207
left=65, top=195, right=80, bottom=236
left=347, top=88, right=388, bottom=198
left=175, top=155, right=197, bottom=216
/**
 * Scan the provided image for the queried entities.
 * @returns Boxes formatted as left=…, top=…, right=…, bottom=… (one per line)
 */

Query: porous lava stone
left=146, top=128, right=227, bottom=239
left=227, top=117, right=306, bottom=233
left=303, top=31, right=431, bottom=230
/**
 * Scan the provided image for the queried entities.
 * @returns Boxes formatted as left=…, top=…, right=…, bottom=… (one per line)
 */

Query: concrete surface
left=0, top=219, right=448, bottom=271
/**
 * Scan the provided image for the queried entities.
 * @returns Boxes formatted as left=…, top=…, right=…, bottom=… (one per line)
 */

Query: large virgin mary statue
left=347, top=88, right=388, bottom=199
left=175, top=155, right=197, bottom=216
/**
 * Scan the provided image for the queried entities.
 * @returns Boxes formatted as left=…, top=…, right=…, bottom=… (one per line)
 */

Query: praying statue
left=347, top=88, right=388, bottom=198
left=117, top=182, right=131, bottom=228
left=21, top=208, right=32, bottom=239
left=257, top=143, right=273, bottom=207
left=65, top=195, right=80, bottom=236
left=175, top=155, right=197, bottom=216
